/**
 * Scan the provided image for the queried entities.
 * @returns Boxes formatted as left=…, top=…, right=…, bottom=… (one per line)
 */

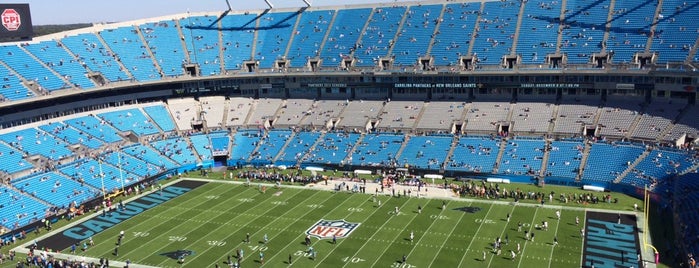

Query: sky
left=17, top=0, right=416, bottom=25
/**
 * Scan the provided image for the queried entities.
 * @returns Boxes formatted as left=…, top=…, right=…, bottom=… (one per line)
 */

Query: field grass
left=40, top=179, right=593, bottom=268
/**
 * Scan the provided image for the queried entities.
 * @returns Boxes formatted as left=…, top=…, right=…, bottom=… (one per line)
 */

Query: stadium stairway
left=94, top=32, right=135, bottom=81
left=54, top=40, right=100, bottom=86
left=183, top=135, right=203, bottom=163
left=220, top=99, right=231, bottom=126
left=646, top=0, right=665, bottom=52
left=624, top=112, right=644, bottom=140
left=297, top=131, right=326, bottom=167
left=554, top=0, right=568, bottom=54
left=343, top=132, right=366, bottom=165
left=272, top=130, right=298, bottom=163
left=217, top=17, right=227, bottom=74
left=509, top=0, right=527, bottom=56
left=247, top=130, right=268, bottom=162
left=441, top=135, right=460, bottom=171
left=249, top=13, right=262, bottom=69
left=346, top=6, right=375, bottom=63
left=133, top=25, right=165, bottom=77
left=539, top=139, right=552, bottom=177
left=139, top=107, right=165, bottom=134
left=393, top=135, right=411, bottom=162
left=173, top=19, right=192, bottom=64
left=424, top=4, right=447, bottom=58
left=410, top=102, right=428, bottom=130
left=576, top=141, right=592, bottom=181
left=281, top=9, right=304, bottom=62
left=492, top=138, right=509, bottom=174
left=688, top=37, right=699, bottom=65
left=316, top=9, right=339, bottom=65
left=466, top=3, right=486, bottom=57
left=547, top=104, right=560, bottom=134
left=600, top=0, right=618, bottom=54
left=18, top=45, right=77, bottom=91
left=384, top=7, right=411, bottom=62
left=614, top=149, right=650, bottom=183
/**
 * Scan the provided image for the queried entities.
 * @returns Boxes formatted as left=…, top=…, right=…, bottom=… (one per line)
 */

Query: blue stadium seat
left=392, top=4, right=443, bottom=65
left=254, top=12, right=300, bottom=69
left=320, top=8, right=372, bottom=67
left=99, top=26, right=161, bottom=81
left=287, top=10, right=334, bottom=68
left=0, top=45, right=68, bottom=91
left=98, top=108, right=160, bottom=136
left=23, top=40, right=96, bottom=89
left=140, top=20, right=187, bottom=77
left=60, top=33, right=131, bottom=82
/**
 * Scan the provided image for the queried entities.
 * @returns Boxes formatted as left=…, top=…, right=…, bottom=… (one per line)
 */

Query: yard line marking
left=186, top=188, right=332, bottom=265
left=486, top=204, right=518, bottom=267
left=456, top=202, right=494, bottom=268
left=578, top=209, right=587, bottom=268
left=425, top=201, right=472, bottom=267
left=92, top=182, right=245, bottom=260
left=148, top=186, right=308, bottom=266
left=516, top=206, right=540, bottom=268
left=547, top=209, right=563, bottom=268
left=258, top=192, right=366, bottom=265
left=338, top=197, right=417, bottom=268
left=309, top=194, right=394, bottom=266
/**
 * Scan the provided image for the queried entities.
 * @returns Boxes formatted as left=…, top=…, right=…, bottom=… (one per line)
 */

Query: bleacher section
left=470, top=0, right=519, bottom=65
left=0, top=185, right=49, bottom=230
left=0, top=64, right=34, bottom=101
left=276, top=99, right=314, bottom=127
left=560, top=0, right=610, bottom=64
left=376, top=101, right=423, bottom=130
left=254, top=12, right=300, bottom=68
left=0, top=128, right=72, bottom=160
left=546, top=140, right=584, bottom=179
left=143, top=104, right=177, bottom=132
left=582, top=142, right=645, bottom=183
left=553, top=102, right=598, bottom=135
left=320, top=8, right=372, bottom=67
left=499, top=138, right=545, bottom=175
left=220, top=13, right=257, bottom=72
left=64, top=115, right=124, bottom=143
left=99, top=27, right=161, bottom=81
left=122, top=144, right=178, bottom=170
left=355, top=6, right=406, bottom=66
left=337, top=100, right=383, bottom=129
left=399, top=135, right=452, bottom=169
left=251, top=130, right=292, bottom=164
left=0, top=142, right=32, bottom=174
left=140, top=20, right=187, bottom=77
left=622, top=148, right=695, bottom=186
left=149, top=137, right=198, bottom=165
left=0, top=45, right=67, bottom=91
left=431, top=3, right=480, bottom=66
left=230, top=130, right=263, bottom=164
left=200, top=96, right=226, bottom=128
left=39, top=122, right=104, bottom=149
left=304, top=100, right=347, bottom=127
left=181, top=16, right=223, bottom=76
left=23, top=41, right=95, bottom=89
left=98, top=108, right=160, bottom=136
left=246, top=98, right=283, bottom=127
left=60, top=33, right=130, bottom=82
left=350, top=133, right=403, bottom=166
left=227, top=97, right=253, bottom=127
left=167, top=98, right=200, bottom=130
left=511, top=102, right=554, bottom=134
left=516, top=0, right=559, bottom=65
left=287, top=10, right=334, bottom=68
left=276, top=131, right=321, bottom=165
left=445, top=136, right=500, bottom=173
left=308, top=132, right=361, bottom=164
left=416, top=101, right=465, bottom=130
left=393, top=4, right=442, bottom=65
left=58, top=158, right=139, bottom=193
left=464, top=102, right=510, bottom=132
left=652, top=0, right=699, bottom=63
left=13, top=171, right=97, bottom=208
left=605, top=0, right=657, bottom=63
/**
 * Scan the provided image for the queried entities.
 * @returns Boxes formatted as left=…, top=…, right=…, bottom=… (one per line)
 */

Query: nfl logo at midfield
left=306, top=219, right=360, bottom=239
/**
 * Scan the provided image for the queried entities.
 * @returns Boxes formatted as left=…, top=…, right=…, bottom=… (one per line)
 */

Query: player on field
left=263, top=233, right=268, bottom=244
left=553, top=235, right=558, bottom=246
left=409, top=231, right=414, bottom=243
left=555, top=210, right=560, bottom=220
left=418, top=205, right=422, bottom=214
left=506, top=213, right=511, bottom=222
left=510, top=250, right=516, bottom=261
left=576, top=216, right=580, bottom=225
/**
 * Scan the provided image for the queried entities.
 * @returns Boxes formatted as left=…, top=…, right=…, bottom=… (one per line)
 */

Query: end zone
left=583, top=211, right=642, bottom=268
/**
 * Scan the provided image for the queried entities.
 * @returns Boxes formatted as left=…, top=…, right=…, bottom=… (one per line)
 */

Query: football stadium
left=0, top=0, right=697, bottom=267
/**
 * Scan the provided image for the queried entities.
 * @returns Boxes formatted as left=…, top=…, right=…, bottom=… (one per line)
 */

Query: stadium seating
left=622, top=148, right=695, bottom=186
left=399, top=135, right=452, bottom=169
left=517, top=0, right=560, bottom=65
left=140, top=20, right=187, bottom=77
left=254, top=12, right=300, bottom=69
left=445, top=136, right=499, bottom=173
left=23, top=41, right=96, bottom=89
left=606, top=1, right=656, bottom=63
left=60, top=33, right=131, bottom=82
left=320, top=8, right=372, bottom=67
left=230, top=130, right=264, bottom=164
left=99, top=27, right=161, bottom=81
left=276, top=131, right=321, bottom=165
left=0, top=45, right=68, bottom=91
left=121, top=144, right=178, bottom=171
left=252, top=129, right=293, bottom=164
left=652, top=0, right=699, bottom=63
left=220, top=13, right=257, bottom=72
left=0, top=142, right=32, bottom=174
left=38, top=122, right=104, bottom=149
left=0, top=128, right=73, bottom=160
left=350, top=133, right=404, bottom=166
left=582, top=142, right=645, bottom=183
left=392, top=4, right=442, bottom=65
left=470, top=0, right=519, bottom=65
left=98, top=108, right=161, bottom=136
left=307, top=132, right=361, bottom=165
left=546, top=140, right=584, bottom=179
left=143, top=104, right=177, bottom=132
left=181, top=16, right=223, bottom=76
left=12, top=171, right=98, bottom=208
left=431, top=3, right=480, bottom=66
left=0, top=64, right=34, bottom=101
left=560, top=0, right=610, bottom=64
left=64, top=115, right=124, bottom=143
left=0, top=185, right=49, bottom=230
left=149, top=137, right=198, bottom=165
left=287, top=10, right=334, bottom=68
left=57, top=158, right=140, bottom=194
left=499, top=138, right=545, bottom=176
left=355, top=6, right=406, bottom=66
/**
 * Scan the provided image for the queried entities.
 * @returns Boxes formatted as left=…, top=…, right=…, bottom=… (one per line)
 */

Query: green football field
left=44, top=179, right=592, bottom=268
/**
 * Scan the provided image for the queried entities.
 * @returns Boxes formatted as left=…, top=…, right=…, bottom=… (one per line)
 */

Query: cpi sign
left=1, top=9, right=21, bottom=31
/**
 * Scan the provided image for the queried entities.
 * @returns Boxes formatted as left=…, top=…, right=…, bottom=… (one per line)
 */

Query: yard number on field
left=342, top=256, right=366, bottom=263
left=207, top=240, right=227, bottom=247
left=168, top=236, right=187, bottom=242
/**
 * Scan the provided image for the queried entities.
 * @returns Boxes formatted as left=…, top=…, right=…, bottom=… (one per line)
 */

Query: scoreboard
left=0, top=3, right=32, bottom=41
